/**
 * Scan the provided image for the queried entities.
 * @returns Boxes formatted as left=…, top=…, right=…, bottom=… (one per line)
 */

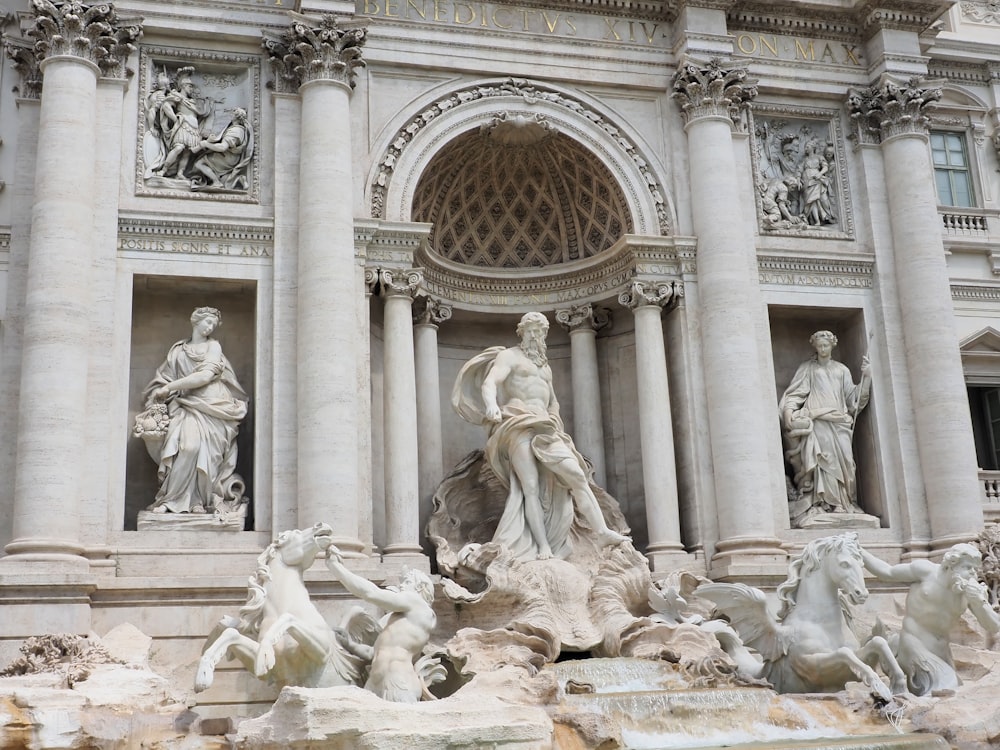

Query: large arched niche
left=368, top=77, right=676, bottom=239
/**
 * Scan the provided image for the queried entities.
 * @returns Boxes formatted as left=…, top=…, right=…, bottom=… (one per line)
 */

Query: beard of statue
left=520, top=328, right=548, bottom=367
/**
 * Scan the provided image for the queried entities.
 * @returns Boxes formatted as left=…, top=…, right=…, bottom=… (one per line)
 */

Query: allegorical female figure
left=136, top=307, right=248, bottom=514
left=780, top=330, right=870, bottom=524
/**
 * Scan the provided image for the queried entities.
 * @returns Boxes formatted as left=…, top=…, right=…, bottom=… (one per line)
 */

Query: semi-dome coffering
left=412, top=126, right=633, bottom=269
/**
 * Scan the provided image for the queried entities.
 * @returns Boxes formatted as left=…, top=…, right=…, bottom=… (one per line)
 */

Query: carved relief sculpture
left=451, top=312, right=628, bottom=561
left=753, top=116, right=845, bottom=233
left=134, top=307, right=249, bottom=522
left=140, top=60, right=256, bottom=196
left=779, top=330, right=875, bottom=527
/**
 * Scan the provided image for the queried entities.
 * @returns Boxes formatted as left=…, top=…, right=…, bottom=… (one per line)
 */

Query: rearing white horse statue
left=698, top=532, right=907, bottom=702
left=194, top=522, right=363, bottom=692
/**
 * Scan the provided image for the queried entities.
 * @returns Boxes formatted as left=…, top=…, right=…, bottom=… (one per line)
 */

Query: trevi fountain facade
left=2, top=0, right=1000, bottom=747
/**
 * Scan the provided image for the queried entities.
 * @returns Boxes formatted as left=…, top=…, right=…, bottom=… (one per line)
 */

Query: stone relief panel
left=136, top=47, right=260, bottom=203
left=961, top=1, right=1000, bottom=24
left=750, top=108, right=853, bottom=239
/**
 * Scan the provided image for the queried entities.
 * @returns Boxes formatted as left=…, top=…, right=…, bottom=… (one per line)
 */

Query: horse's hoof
left=194, top=667, right=213, bottom=692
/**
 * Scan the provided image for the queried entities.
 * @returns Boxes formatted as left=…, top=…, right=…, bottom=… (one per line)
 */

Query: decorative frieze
left=262, top=14, right=366, bottom=93
left=961, top=1, right=1000, bottom=24
left=26, top=0, right=142, bottom=78
left=555, top=303, right=611, bottom=333
left=117, top=216, right=273, bottom=258
left=952, top=283, right=1000, bottom=303
left=136, top=48, right=260, bottom=202
left=670, top=58, right=757, bottom=130
left=847, top=77, right=942, bottom=144
left=757, top=253, right=874, bottom=289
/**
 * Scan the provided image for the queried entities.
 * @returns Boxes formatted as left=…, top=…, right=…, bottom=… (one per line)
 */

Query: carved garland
left=370, top=77, right=672, bottom=235
left=962, top=1, right=1000, bottom=24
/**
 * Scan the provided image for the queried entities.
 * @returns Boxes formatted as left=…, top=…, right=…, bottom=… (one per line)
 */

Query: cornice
left=927, top=59, right=992, bottom=84
left=118, top=215, right=273, bottom=244
left=410, top=234, right=695, bottom=312
left=728, top=5, right=861, bottom=41
left=952, top=282, right=1000, bottom=302
left=757, top=251, right=875, bottom=288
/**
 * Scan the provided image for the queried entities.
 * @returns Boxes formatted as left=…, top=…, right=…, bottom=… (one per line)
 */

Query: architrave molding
left=757, top=251, right=874, bottom=288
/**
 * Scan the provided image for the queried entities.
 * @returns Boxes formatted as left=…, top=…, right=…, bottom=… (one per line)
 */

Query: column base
left=2, top=538, right=91, bottom=574
left=0, top=574, right=95, bottom=637
left=645, top=543, right=697, bottom=574
left=708, top=537, right=789, bottom=580
left=379, top=548, right=431, bottom=575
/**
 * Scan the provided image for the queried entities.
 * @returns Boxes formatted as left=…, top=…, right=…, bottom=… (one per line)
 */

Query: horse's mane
left=776, top=533, right=861, bottom=621
left=236, top=534, right=284, bottom=635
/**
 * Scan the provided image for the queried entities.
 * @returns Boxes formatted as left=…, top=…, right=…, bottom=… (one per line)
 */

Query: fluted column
left=413, top=296, right=451, bottom=550
left=264, top=17, right=367, bottom=553
left=672, top=59, right=785, bottom=576
left=3, top=3, right=140, bottom=570
left=849, top=80, right=984, bottom=550
left=380, top=269, right=424, bottom=559
left=619, top=281, right=688, bottom=570
left=555, top=303, right=610, bottom=487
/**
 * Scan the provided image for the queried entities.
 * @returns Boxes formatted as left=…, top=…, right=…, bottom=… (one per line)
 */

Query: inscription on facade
left=357, top=0, right=665, bottom=44
left=758, top=272, right=870, bottom=288
left=733, top=33, right=863, bottom=67
left=118, top=237, right=271, bottom=257
left=422, top=269, right=633, bottom=306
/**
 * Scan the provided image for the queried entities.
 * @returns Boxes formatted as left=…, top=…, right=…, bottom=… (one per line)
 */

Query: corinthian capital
left=27, top=1, right=142, bottom=78
left=262, top=14, right=366, bottom=93
left=618, top=280, right=681, bottom=311
left=555, top=303, right=611, bottom=334
left=380, top=268, right=423, bottom=299
left=847, top=77, right=941, bottom=144
left=5, top=37, right=42, bottom=98
left=671, top=57, right=756, bottom=128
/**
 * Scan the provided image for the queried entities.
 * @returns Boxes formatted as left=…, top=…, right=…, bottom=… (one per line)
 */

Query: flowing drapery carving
left=671, top=58, right=757, bottom=129
left=262, top=14, right=366, bottom=93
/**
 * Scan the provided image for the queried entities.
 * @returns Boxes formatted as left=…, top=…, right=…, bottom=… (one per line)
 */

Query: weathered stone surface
left=233, top=683, right=553, bottom=749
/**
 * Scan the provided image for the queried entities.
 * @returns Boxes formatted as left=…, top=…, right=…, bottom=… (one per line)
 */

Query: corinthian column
left=555, top=303, right=610, bottom=487
left=380, top=269, right=424, bottom=561
left=672, top=59, right=785, bottom=576
left=849, top=80, right=984, bottom=550
left=3, top=2, right=140, bottom=570
left=413, top=296, right=451, bottom=550
left=264, top=17, right=367, bottom=554
left=618, top=281, right=688, bottom=570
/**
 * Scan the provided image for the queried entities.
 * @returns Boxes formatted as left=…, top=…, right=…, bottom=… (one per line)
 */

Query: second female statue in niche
left=134, top=307, right=249, bottom=516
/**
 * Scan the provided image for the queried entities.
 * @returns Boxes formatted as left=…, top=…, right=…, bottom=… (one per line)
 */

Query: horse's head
left=272, top=522, right=335, bottom=569
left=819, top=532, right=868, bottom=605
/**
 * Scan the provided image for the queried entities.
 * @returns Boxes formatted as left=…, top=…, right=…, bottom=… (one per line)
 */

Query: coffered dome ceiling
left=412, top=125, right=633, bottom=269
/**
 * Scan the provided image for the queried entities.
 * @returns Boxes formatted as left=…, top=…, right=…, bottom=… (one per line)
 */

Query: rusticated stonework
left=262, top=14, right=366, bottom=93
left=671, top=58, right=757, bottom=129
left=847, top=77, right=941, bottom=144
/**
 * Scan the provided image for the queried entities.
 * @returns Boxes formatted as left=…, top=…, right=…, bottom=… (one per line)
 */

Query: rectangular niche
left=136, top=46, right=261, bottom=203
left=769, top=306, right=885, bottom=527
left=125, top=276, right=257, bottom=531
left=750, top=106, right=854, bottom=240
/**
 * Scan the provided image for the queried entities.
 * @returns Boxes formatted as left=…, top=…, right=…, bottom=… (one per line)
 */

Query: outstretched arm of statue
left=859, top=547, right=923, bottom=583
left=325, top=545, right=411, bottom=613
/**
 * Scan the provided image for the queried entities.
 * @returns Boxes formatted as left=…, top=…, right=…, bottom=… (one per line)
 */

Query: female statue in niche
left=135, top=307, right=249, bottom=515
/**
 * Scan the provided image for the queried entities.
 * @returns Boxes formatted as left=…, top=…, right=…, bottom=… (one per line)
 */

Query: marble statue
left=134, top=307, right=249, bottom=516
left=800, top=138, right=836, bottom=226
left=780, top=330, right=871, bottom=526
left=452, top=311, right=627, bottom=561
left=325, top=550, right=443, bottom=702
left=699, top=533, right=907, bottom=703
left=195, top=523, right=364, bottom=692
left=191, top=108, right=254, bottom=192
left=860, top=543, right=1000, bottom=695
